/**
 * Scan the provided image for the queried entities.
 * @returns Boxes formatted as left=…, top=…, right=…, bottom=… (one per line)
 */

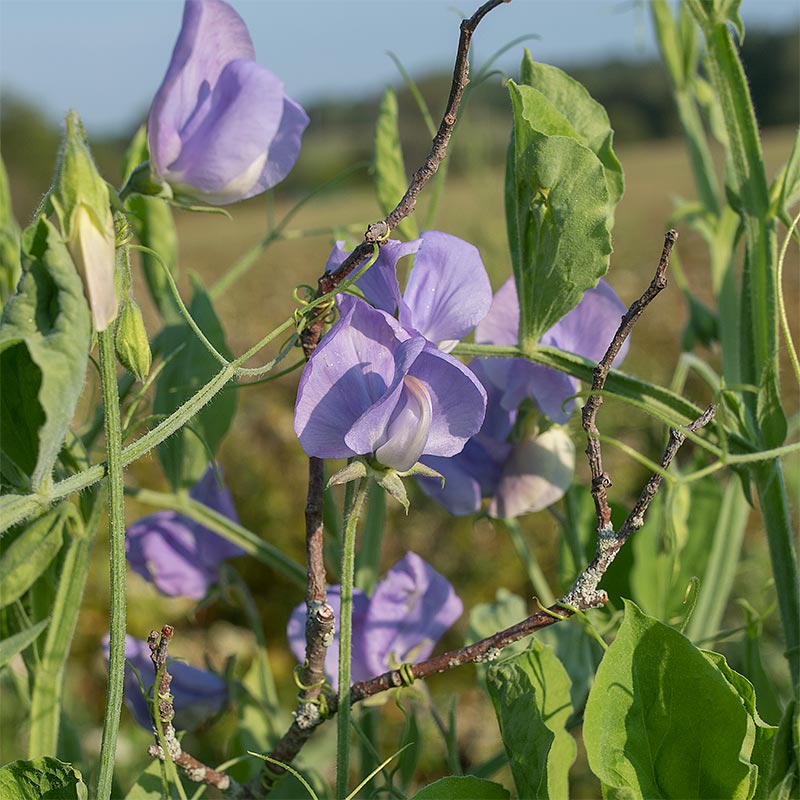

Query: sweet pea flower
left=294, top=297, right=486, bottom=473
left=126, top=466, right=244, bottom=599
left=287, top=553, right=463, bottom=690
left=418, top=360, right=575, bottom=517
left=326, top=230, right=493, bottom=352
left=102, top=634, right=227, bottom=731
left=147, top=0, right=308, bottom=205
left=476, top=277, right=629, bottom=423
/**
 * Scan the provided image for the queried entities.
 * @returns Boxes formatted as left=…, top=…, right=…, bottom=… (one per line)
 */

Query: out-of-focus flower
left=102, top=634, right=227, bottom=730
left=419, top=360, right=575, bottom=517
left=326, top=230, right=492, bottom=352
left=418, top=278, right=626, bottom=518
left=287, top=553, right=463, bottom=690
left=476, top=277, right=628, bottom=423
left=126, top=466, right=244, bottom=599
left=293, top=297, right=486, bottom=473
left=147, top=0, right=308, bottom=205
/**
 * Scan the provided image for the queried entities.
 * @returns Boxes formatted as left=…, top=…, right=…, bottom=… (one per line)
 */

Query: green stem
left=95, top=327, right=127, bottom=800
left=336, top=478, right=369, bottom=800
left=496, top=518, right=554, bottom=605
left=354, top=487, right=386, bottom=594
left=28, top=494, right=102, bottom=758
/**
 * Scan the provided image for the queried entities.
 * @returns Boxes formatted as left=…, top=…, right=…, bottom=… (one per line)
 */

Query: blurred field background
left=1, top=29, right=798, bottom=796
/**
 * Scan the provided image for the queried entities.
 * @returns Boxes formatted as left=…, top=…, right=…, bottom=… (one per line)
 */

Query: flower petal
left=148, top=0, right=256, bottom=175
left=373, top=375, right=433, bottom=471
left=359, top=553, right=462, bottom=677
left=400, top=231, right=492, bottom=349
left=488, top=427, right=576, bottom=518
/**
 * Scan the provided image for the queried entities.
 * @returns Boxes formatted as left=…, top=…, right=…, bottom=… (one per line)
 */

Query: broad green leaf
left=0, top=617, right=50, bottom=668
left=0, top=218, right=91, bottom=491
left=487, top=641, right=576, bottom=800
left=0, top=506, right=65, bottom=608
left=517, top=53, right=624, bottom=206
left=411, top=775, right=510, bottom=799
left=703, top=650, right=776, bottom=798
left=122, top=126, right=181, bottom=324
left=373, top=88, right=417, bottom=240
left=584, top=600, right=754, bottom=799
left=123, top=759, right=179, bottom=800
left=0, top=757, right=88, bottom=800
left=468, top=589, right=528, bottom=685
left=0, top=155, right=21, bottom=304
left=154, top=275, right=236, bottom=490
left=506, top=82, right=613, bottom=349
left=757, top=359, right=787, bottom=449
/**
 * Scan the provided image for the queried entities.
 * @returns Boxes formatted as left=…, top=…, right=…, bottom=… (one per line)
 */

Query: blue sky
left=1, top=0, right=797, bottom=137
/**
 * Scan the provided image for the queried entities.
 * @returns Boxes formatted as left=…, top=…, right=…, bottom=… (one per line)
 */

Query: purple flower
left=126, top=466, right=244, bottom=599
left=327, top=230, right=493, bottom=352
left=294, top=297, right=486, bottom=472
left=102, top=634, right=227, bottom=731
left=476, top=277, right=628, bottom=423
left=287, top=553, right=463, bottom=690
left=148, top=0, right=308, bottom=205
left=418, top=360, right=575, bottom=517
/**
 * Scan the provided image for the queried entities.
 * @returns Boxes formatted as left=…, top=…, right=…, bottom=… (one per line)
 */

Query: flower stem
left=95, top=326, right=128, bottom=800
left=336, top=478, right=369, bottom=799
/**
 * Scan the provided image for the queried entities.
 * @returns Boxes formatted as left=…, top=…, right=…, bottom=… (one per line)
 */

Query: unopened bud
left=115, top=299, right=151, bottom=381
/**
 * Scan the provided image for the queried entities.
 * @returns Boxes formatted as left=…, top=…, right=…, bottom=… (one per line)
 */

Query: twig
left=299, top=0, right=511, bottom=359
left=145, top=626, right=247, bottom=797
left=580, top=229, right=678, bottom=529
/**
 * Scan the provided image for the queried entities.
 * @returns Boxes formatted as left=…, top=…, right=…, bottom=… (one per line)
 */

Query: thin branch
left=145, top=626, right=249, bottom=797
left=581, top=229, right=678, bottom=529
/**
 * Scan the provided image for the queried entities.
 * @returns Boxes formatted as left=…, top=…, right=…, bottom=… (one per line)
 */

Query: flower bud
left=115, top=299, right=151, bottom=381
left=51, top=111, right=118, bottom=330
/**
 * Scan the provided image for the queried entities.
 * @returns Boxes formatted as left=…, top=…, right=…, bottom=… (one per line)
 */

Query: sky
left=1, top=0, right=798, bottom=138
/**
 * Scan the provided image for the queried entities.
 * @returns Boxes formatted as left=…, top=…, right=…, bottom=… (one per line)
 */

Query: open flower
left=148, top=0, right=308, bottom=205
left=476, top=277, right=628, bottom=423
left=102, top=635, right=227, bottom=730
left=126, top=466, right=244, bottom=599
left=287, top=553, right=463, bottom=690
left=294, top=298, right=486, bottom=472
left=418, top=360, right=575, bottom=517
left=327, top=230, right=492, bottom=352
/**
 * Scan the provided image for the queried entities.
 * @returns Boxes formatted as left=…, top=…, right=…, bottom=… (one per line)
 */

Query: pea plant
left=1, top=0, right=798, bottom=798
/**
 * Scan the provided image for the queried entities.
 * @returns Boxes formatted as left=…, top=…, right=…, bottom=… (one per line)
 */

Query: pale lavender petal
left=475, top=276, right=518, bottom=347
left=360, top=553, right=463, bottom=677
left=256, top=96, right=310, bottom=191
left=542, top=278, right=629, bottom=366
left=164, top=60, right=284, bottom=202
left=102, top=634, right=227, bottom=730
left=400, top=231, right=492, bottom=348
left=373, top=376, right=433, bottom=471
left=294, top=301, right=414, bottom=459
left=488, top=428, right=576, bottom=518
left=286, top=587, right=371, bottom=691
left=126, top=465, right=242, bottom=599
left=406, top=345, right=487, bottom=457
left=148, top=0, right=255, bottom=175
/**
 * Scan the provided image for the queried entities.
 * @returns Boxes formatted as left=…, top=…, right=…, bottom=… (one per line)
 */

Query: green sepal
left=114, top=299, right=152, bottom=381
left=397, top=462, right=445, bottom=486
left=375, top=469, right=409, bottom=513
left=327, top=460, right=368, bottom=488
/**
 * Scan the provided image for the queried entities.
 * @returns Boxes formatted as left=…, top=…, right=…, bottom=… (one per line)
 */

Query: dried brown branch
left=145, top=625, right=247, bottom=797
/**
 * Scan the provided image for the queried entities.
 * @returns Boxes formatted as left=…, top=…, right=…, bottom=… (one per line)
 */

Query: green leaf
left=770, top=128, right=800, bottom=218
left=506, top=82, right=613, bottom=349
left=0, top=506, right=66, bottom=608
left=0, top=155, right=22, bottom=305
left=410, top=776, right=510, bottom=799
left=703, top=650, right=777, bottom=798
left=584, top=600, right=754, bottom=799
left=756, top=358, right=787, bottom=449
left=0, top=757, right=88, bottom=800
left=0, top=218, right=91, bottom=491
left=123, top=759, right=178, bottom=800
left=0, top=617, right=50, bottom=668
left=517, top=53, right=624, bottom=206
left=767, top=699, right=799, bottom=800
left=122, top=126, right=181, bottom=324
left=153, top=275, right=236, bottom=490
left=487, top=641, right=576, bottom=799
left=373, top=88, right=417, bottom=240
